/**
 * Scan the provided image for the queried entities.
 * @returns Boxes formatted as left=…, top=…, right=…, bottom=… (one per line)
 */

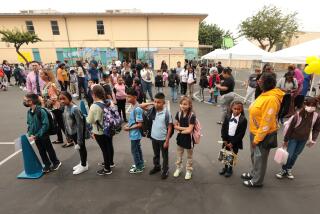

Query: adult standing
left=175, top=61, right=183, bottom=95
left=160, top=60, right=168, bottom=72
left=76, top=61, right=87, bottom=100
left=26, top=61, right=45, bottom=96
left=88, top=63, right=99, bottom=84
left=186, top=66, right=196, bottom=99
left=301, top=65, right=312, bottom=96
left=135, top=59, right=143, bottom=79
left=2, top=60, right=12, bottom=85
left=244, top=68, right=261, bottom=104
left=179, top=65, right=188, bottom=96
left=255, top=64, right=274, bottom=99
left=242, top=72, right=284, bottom=187
left=57, top=63, right=68, bottom=91
left=141, top=63, right=154, bottom=101
left=216, top=67, right=235, bottom=124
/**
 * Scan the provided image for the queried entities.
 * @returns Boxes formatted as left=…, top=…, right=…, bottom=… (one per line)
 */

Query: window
left=50, top=20, right=60, bottom=35
left=25, top=21, right=35, bottom=34
left=96, top=20, right=105, bottom=35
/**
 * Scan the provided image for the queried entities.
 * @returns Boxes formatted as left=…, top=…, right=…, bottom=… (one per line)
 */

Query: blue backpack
left=95, top=102, right=122, bottom=137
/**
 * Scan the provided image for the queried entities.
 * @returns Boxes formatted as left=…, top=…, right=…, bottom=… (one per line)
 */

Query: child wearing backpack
left=86, top=85, right=113, bottom=176
left=276, top=97, right=320, bottom=180
left=124, top=88, right=145, bottom=173
left=114, top=76, right=128, bottom=122
left=24, top=93, right=61, bottom=173
left=199, top=70, right=209, bottom=102
left=168, top=69, right=180, bottom=103
left=220, top=100, right=247, bottom=177
left=140, top=92, right=173, bottom=179
left=173, top=96, right=197, bottom=180
left=155, top=70, right=163, bottom=93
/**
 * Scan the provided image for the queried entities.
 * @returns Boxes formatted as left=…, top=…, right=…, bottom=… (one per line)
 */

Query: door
left=32, top=48, right=41, bottom=62
left=56, top=50, right=64, bottom=62
left=99, top=51, right=107, bottom=65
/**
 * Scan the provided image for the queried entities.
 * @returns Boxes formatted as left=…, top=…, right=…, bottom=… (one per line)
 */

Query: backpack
left=36, top=107, right=57, bottom=136
left=283, top=111, right=318, bottom=138
left=278, top=93, right=291, bottom=120
left=168, top=73, right=180, bottom=88
left=178, top=111, right=202, bottom=144
left=138, top=106, right=174, bottom=138
left=95, top=102, right=122, bottom=137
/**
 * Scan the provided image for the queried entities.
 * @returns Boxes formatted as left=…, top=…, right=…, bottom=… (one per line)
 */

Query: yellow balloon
left=313, top=59, right=320, bottom=75
left=305, top=65, right=313, bottom=74
left=306, top=56, right=319, bottom=64
left=309, top=60, right=320, bottom=74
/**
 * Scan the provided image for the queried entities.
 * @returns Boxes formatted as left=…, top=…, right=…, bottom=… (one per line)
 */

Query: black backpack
left=278, top=93, right=291, bottom=120
left=36, top=107, right=57, bottom=136
left=168, top=74, right=180, bottom=88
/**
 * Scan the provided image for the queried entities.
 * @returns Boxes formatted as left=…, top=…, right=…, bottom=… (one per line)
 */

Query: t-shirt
left=248, top=73, right=258, bottom=88
left=128, top=104, right=144, bottom=140
left=89, top=68, right=99, bottom=80
left=114, top=83, right=127, bottom=100
left=180, top=69, right=188, bottom=83
left=151, top=108, right=173, bottom=141
left=175, top=67, right=183, bottom=76
left=187, top=71, right=196, bottom=84
left=220, top=76, right=235, bottom=96
left=175, top=112, right=196, bottom=149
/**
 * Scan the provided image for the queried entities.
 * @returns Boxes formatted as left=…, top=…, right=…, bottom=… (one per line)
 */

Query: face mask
left=305, top=106, right=316, bottom=113
left=23, top=101, right=30, bottom=108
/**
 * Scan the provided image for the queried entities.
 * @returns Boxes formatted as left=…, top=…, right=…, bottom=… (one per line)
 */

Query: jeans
left=71, top=134, right=87, bottom=166
left=220, top=92, right=235, bottom=121
left=244, top=86, right=256, bottom=103
left=94, top=134, right=113, bottom=171
left=170, top=86, right=178, bottom=102
left=156, top=87, right=163, bottom=93
left=131, top=139, right=144, bottom=169
left=282, top=139, right=307, bottom=171
left=152, top=139, right=168, bottom=172
left=142, top=80, right=153, bottom=100
left=35, top=135, right=60, bottom=168
left=78, top=77, right=87, bottom=99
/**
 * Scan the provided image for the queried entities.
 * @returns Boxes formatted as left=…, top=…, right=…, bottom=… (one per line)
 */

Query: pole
left=64, top=16, right=72, bottom=65
left=309, top=74, right=315, bottom=97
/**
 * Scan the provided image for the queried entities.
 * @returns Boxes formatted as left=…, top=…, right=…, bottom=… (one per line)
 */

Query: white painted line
left=193, top=91, right=214, bottom=105
left=0, top=141, right=35, bottom=167
left=0, top=142, right=15, bottom=145
left=167, top=100, right=171, bottom=111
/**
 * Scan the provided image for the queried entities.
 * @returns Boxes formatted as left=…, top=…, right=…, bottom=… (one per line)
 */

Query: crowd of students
left=2, top=56, right=320, bottom=188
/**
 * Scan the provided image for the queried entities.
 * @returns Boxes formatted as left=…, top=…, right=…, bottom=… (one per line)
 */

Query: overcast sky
left=1, top=0, right=319, bottom=35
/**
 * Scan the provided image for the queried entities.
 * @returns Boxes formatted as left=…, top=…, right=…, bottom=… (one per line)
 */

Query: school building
left=0, top=10, right=207, bottom=69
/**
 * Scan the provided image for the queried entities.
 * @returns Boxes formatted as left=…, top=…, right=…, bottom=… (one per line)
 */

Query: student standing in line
left=114, top=76, right=128, bottom=123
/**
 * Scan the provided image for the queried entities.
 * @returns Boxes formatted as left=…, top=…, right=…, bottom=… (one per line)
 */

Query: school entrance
left=118, top=48, right=137, bottom=62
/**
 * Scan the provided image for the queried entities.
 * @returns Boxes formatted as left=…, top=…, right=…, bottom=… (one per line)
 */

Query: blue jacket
left=27, top=106, right=49, bottom=138
left=89, top=68, right=99, bottom=80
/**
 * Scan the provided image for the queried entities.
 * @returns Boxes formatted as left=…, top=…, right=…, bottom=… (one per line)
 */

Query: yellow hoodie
left=249, top=88, right=285, bottom=144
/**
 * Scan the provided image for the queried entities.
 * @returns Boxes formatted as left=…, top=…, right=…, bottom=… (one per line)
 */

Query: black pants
left=52, top=109, right=65, bottom=143
left=116, top=99, right=127, bottom=121
left=71, top=134, right=87, bottom=166
left=78, top=77, right=87, bottom=99
left=94, top=134, right=113, bottom=171
left=200, top=87, right=205, bottom=100
left=35, top=135, right=59, bottom=168
left=4, top=71, right=11, bottom=83
left=180, top=82, right=187, bottom=95
left=151, top=139, right=169, bottom=172
left=59, top=81, right=67, bottom=91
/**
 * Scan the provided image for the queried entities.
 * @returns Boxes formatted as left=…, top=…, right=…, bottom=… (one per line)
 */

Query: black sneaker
left=98, top=162, right=116, bottom=168
left=42, top=166, right=51, bottom=173
left=52, top=162, right=62, bottom=171
left=97, top=168, right=112, bottom=176
left=161, top=171, right=169, bottom=179
left=149, top=167, right=161, bottom=175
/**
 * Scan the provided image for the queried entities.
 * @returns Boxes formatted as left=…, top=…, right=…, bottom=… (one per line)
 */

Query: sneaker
left=161, top=171, right=169, bottom=179
left=185, top=170, right=192, bottom=180
left=216, top=121, right=223, bottom=125
left=99, top=162, right=116, bottom=168
left=276, top=169, right=287, bottom=179
left=52, top=162, right=62, bottom=171
left=42, top=166, right=51, bottom=173
left=173, top=168, right=182, bottom=178
left=96, top=168, right=112, bottom=176
left=129, top=167, right=143, bottom=174
left=73, top=162, right=81, bottom=171
left=73, top=165, right=88, bottom=175
left=149, top=167, right=161, bottom=175
left=74, top=144, right=80, bottom=150
left=110, top=164, right=116, bottom=168
left=219, top=167, right=227, bottom=175
left=286, top=169, right=295, bottom=179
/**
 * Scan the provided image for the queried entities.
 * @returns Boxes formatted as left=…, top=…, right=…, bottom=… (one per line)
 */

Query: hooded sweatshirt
left=249, top=88, right=285, bottom=144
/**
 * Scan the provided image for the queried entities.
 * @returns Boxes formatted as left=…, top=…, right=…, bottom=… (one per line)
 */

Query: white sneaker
left=73, top=162, right=88, bottom=171
left=286, top=169, right=295, bottom=179
left=73, top=164, right=88, bottom=175
left=74, top=144, right=80, bottom=150
left=173, top=168, right=182, bottom=178
left=185, top=170, right=192, bottom=180
left=276, top=169, right=287, bottom=179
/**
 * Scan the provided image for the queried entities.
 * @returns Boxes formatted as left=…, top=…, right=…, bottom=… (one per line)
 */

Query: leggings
left=52, top=109, right=65, bottom=143
left=59, top=81, right=68, bottom=91
left=116, top=99, right=127, bottom=121
left=71, top=134, right=87, bottom=166
left=180, top=82, right=187, bottom=95
left=94, top=134, right=113, bottom=171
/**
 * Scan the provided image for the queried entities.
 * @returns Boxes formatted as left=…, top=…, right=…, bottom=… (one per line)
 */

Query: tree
left=0, top=28, right=41, bottom=63
left=239, top=5, right=299, bottom=52
left=199, top=22, right=231, bottom=49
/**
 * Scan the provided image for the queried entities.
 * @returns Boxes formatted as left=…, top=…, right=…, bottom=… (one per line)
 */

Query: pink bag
left=274, top=147, right=289, bottom=165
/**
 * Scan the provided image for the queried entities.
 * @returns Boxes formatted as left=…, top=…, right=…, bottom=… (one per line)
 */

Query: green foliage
left=239, top=5, right=299, bottom=52
left=199, top=22, right=232, bottom=49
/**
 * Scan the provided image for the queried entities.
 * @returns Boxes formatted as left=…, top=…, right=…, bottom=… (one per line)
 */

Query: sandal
left=62, top=142, right=74, bottom=148
left=243, top=180, right=263, bottom=188
left=241, top=172, right=253, bottom=180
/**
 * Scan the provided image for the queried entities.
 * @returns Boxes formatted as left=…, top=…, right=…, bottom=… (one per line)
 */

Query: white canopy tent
left=262, top=38, right=320, bottom=64
left=201, top=49, right=226, bottom=60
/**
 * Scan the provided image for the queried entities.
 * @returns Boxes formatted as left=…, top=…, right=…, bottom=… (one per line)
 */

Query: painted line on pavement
left=0, top=142, right=15, bottom=145
left=0, top=141, right=35, bottom=167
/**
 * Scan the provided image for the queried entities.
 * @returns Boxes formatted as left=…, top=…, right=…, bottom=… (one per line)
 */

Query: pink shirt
left=114, top=83, right=127, bottom=100
left=26, top=71, right=45, bottom=95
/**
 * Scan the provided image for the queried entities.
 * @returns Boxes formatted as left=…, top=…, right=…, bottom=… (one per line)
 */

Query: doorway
left=118, top=48, right=137, bottom=62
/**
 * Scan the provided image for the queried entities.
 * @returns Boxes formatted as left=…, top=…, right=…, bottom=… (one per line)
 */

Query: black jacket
left=221, top=113, right=247, bottom=150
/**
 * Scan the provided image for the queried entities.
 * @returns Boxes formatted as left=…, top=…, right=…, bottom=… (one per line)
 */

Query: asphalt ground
left=0, top=70, right=320, bottom=214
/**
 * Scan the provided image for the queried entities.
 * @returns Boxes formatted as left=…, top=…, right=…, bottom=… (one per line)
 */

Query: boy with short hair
left=24, top=93, right=61, bottom=173
left=140, top=92, right=173, bottom=179
left=124, top=88, right=145, bottom=173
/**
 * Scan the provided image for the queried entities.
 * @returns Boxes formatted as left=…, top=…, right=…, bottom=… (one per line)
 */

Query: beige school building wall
left=0, top=12, right=207, bottom=64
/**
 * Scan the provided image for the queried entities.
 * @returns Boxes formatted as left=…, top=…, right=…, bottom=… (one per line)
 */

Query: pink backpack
left=179, top=112, right=202, bottom=144
left=283, top=111, right=318, bottom=138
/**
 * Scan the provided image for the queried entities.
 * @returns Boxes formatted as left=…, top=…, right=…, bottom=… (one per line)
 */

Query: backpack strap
left=94, top=102, right=105, bottom=130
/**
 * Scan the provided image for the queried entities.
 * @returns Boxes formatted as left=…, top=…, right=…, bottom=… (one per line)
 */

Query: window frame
left=25, top=20, right=35, bottom=34
left=50, top=20, right=60, bottom=35
left=96, top=20, right=105, bottom=35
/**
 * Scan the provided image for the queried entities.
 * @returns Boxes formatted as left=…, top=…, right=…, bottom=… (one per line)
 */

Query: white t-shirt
left=180, top=69, right=188, bottom=83
left=187, top=71, right=196, bottom=84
